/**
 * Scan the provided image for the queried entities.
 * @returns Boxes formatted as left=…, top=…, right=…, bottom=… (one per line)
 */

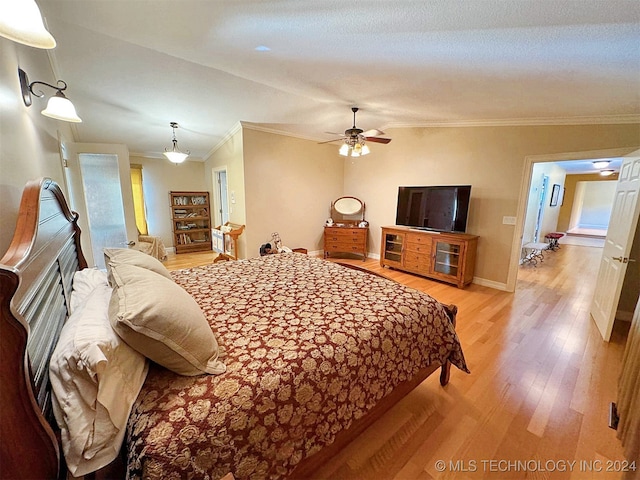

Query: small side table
left=522, top=242, right=549, bottom=266
left=545, top=232, right=564, bottom=251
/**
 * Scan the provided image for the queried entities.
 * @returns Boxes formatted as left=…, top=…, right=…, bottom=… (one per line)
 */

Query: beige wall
left=557, top=173, right=618, bottom=232
left=241, top=127, right=342, bottom=258
left=0, top=39, right=75, bottom=255
left=130, top=155, right=207, bottom=251
left=204, top=127, right=247, bottom=258
left=343, top=124, right=640, bottom=287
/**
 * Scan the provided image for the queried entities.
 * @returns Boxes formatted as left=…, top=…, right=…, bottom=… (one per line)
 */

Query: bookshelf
left=170, top=191, right=212, bottom=253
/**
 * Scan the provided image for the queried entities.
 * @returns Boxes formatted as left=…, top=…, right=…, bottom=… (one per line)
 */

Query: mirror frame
left=332, top=196, right=365, bottom=220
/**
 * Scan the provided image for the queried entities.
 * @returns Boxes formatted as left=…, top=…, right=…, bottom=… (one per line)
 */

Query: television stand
left=380, top=226, right=478, bottom=288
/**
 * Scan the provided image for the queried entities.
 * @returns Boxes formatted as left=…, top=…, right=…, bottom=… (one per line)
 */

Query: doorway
left=508, top=147, right=640, bottom=341
left=213, top=167, right=229, bottom=227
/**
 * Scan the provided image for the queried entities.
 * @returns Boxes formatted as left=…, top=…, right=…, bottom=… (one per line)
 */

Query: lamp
left=592, top=160, right=610, bottom=169
left=163, top=122, right=189, bottom=164
left=0, top=0, right=56, bottom=49
left=600, top=169, right=615, bottom=177
left=339, top=135, right=370, bottom=157
left=19, top=68, right=82, bottom=122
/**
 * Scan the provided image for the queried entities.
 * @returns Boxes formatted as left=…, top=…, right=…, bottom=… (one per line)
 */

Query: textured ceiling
left=36, top=0, right=640, bottom=160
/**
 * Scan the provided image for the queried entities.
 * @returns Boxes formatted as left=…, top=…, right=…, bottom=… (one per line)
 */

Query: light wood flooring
left=164, top=246, right=629, bottom=480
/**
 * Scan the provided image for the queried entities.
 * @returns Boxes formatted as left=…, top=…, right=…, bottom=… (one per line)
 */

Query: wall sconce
left=19, top=68, right=82, bottom=122
left=0, top=0, right=55, bottom=49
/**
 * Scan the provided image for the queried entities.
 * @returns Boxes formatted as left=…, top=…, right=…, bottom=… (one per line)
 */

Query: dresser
left=380, top=226, right=478, bottom=288
left=324, top=225, right=368, bottom=260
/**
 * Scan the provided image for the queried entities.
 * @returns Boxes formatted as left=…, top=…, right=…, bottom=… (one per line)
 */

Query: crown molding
left=202, top=115, right=640, bottom=160
left=205, top=121, right=244, bottom=159
left=385, top=114, right=640, bottom=129
left=240, top=122, right=322, bottom=143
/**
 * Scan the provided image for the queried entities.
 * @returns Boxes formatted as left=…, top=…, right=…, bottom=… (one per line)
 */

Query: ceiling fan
left=320, top=107, right=391, bottom=157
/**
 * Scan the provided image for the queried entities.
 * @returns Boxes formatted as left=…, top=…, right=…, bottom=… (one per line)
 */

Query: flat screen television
left=395, top=185, right=471, bottom=233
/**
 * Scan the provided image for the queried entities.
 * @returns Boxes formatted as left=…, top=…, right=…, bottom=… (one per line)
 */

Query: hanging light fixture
left=339, top=134, right=370, bottom=157
left=0, top=0, right=56, bottom=49
left=592, top=160, right=610, bottom=169
left=338, top=107, right=371, bottom=157
left=19, top=68, right=82, bottom=122
left=163, top=122, right=189, bottom=164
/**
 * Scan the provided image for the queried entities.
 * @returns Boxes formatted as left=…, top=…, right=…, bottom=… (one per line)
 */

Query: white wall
left=510, top=161, right=566, bottom=250
left=0, top=38, right=75, bottom=254
left=572, top=180, right=617, bottom=229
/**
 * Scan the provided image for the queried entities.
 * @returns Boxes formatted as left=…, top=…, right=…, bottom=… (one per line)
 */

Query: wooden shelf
left=170, top=191, right=212, bottom=254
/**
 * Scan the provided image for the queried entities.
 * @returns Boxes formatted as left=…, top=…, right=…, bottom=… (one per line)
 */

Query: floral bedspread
left=126, top=254, right=468, bottom=480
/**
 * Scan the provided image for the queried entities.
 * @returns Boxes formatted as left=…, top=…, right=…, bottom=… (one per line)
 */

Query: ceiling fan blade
left=362, top=129, right=386, bottom=137
left=318, top=137, right=345, bottom=144
left=365, top=137, right=392, bottom=144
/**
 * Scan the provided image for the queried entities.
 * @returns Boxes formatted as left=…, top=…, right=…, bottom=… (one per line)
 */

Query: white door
left=213, top=168, right=229, bottom=226
left=590, top=151, right=640, bottom=341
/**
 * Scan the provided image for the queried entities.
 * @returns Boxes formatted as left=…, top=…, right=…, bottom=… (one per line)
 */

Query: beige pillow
left=103, top=247, right=172, bottom=280
left=108, top=263, right=225, bottom=376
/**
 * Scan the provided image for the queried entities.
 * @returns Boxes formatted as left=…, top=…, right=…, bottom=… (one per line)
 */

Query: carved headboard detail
left=0, top=178, right=87, bottom=479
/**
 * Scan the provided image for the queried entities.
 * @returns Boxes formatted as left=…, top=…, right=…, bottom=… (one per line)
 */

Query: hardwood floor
left=163, top=246, right=629, bottom=480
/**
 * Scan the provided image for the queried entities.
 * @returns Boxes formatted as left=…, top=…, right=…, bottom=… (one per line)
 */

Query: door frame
left=506, top=146, right=639, bottom=292
left=64, top=143, right=136, bottom=267
left=212, top=166, right=229, bottom=227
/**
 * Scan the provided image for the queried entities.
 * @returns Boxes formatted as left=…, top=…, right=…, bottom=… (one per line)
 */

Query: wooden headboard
left=0, top=178, right=86, bottom=479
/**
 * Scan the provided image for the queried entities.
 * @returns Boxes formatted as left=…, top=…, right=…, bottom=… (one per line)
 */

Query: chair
left=132, top=234, right=167, bottom=261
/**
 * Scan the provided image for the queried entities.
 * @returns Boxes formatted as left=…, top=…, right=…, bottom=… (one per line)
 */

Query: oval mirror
left=334, top=197, right=363, bottom=215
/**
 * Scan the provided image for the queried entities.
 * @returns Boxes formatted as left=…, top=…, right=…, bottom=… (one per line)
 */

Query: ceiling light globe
left=339, top=143, right=350, bottom=156
left=41, top=93, right=82, bottom=122
left=0, top=0, right=56, bottom=49
left=599, top=169, right=615, bottom=176
left=361, top=144, right=370, bottom=155
left=592, top=160, right=610, bottom=169
left=164, top=151, right=188, bottom=164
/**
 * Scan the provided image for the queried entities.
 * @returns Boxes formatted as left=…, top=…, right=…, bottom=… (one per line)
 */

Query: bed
left=0, top=178, right=468, bottom=480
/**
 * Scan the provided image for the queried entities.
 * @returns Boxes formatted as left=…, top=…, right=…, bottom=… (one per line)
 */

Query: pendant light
left=163, top=122, right=189, bottom=164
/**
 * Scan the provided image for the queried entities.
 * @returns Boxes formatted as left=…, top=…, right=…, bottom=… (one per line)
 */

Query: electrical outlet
left=503, top=216, right=517, bottom=225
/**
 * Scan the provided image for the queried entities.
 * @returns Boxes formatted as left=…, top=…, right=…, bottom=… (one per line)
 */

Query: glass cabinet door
left=433, top=240, right=462, bottom=278
left=383, top=233, right=404, bottom=263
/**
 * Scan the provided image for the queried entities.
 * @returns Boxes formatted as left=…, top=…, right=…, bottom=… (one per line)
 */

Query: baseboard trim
left=472, top=277, right=510, bottom=291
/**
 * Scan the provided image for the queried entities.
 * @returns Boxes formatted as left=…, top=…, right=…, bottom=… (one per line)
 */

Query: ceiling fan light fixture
left=163, top=122, right=189, bottom=164
left=339, top=143, right=350, bottom=156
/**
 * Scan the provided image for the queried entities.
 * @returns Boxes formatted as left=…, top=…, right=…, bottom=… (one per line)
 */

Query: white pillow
left=69, top=268, right=108, bottom=314
left=50, top=282, right=149, bottom=477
